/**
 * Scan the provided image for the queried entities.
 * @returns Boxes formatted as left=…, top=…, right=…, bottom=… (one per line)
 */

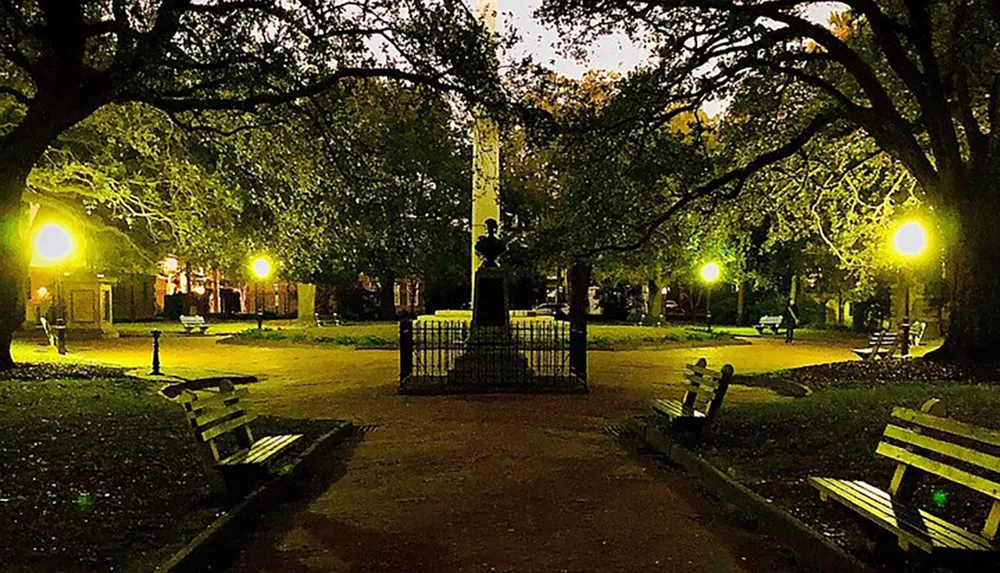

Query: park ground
left=6, top=328, right=866, bottom=572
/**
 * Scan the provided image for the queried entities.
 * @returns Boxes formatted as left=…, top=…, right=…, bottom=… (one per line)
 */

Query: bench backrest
left=180, top=315, right=206, bottom=325
left=876, top=399, right=1000, bottom=540
left=681, top=358, right=735, bottom=418
left=869, top=331, right=897, bottom=345
left=179, top=380, right=256, bottom=462
left=866, top=331, right=899, bottom=356
left=759, top=316, right=782, bottom=325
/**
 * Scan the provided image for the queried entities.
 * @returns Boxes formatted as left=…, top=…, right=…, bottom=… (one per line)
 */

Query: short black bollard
left=569, top=320, right=587, bottom=382
left=150, top=329, right=163, bottom=376
left=256, top=309, right=264, bottom=330
left=399, top=320, right=413, bottom=384
left=55, top=318, right=67, bottom=355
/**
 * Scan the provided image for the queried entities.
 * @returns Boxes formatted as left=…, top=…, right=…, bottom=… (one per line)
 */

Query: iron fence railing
left=399, top=319, right=586, bottom=392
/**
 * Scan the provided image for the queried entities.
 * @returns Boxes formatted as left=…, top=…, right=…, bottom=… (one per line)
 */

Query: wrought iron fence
left=399, top=319, right=587, bottom=393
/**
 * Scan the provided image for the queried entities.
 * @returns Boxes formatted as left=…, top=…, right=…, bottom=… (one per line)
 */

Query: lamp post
left=251, top=256, right=273, bottom=330
left=892, top=221, right=928, bottom=356
left=700, top=262, right=721, bottom=332
left=33, top=223, right=75, bottom=354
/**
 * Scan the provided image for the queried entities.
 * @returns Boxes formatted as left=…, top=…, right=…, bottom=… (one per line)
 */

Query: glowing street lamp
left=700, top=262, right=721, bottom=332
left=893, top=221, right=928, bottom=259
left=892, top=220, right=929, bottom=356
left=34, top=223, right=75, bottom=266
left=250, top=256, right=273, bottom=329
left=32, top=223, right=75, bottom=354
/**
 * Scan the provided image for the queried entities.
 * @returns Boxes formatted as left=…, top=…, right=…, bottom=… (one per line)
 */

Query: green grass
left=698, top=382, right=1000, bottom=545
left=225, top=322, right=741, bottom=350
left=113, top=319, right=300, bottom=336
left=588, top=324, right=730, bottom=349
left=229, top=322, right=399, bottom=347
left=0, top=374, right=218, bottom=572
left=715, top=326, right=866, bottom=344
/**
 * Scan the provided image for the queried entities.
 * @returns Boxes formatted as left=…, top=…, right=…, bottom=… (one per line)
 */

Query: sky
left=491, top=1, right=849, bottom=115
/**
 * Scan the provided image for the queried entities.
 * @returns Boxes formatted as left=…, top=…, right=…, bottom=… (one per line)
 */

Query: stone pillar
left=471, top=0, right=500, bottom=303
left=297, top=283, right=316, bottom=324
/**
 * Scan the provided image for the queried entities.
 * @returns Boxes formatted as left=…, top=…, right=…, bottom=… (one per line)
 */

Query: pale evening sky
left=489, top=1, right=849, bottom=115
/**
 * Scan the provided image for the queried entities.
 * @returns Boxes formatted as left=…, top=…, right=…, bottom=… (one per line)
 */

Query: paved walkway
left=30, top=336, right=855, bottom=572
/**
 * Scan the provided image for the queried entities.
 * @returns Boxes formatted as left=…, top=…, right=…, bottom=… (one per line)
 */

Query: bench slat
left=191, top=402, right=246, bottom=428
left=884, top=424, right=1000, bottom=475
left=652, top=398, right=705, bottom=420
left=876, top=442, right=1000, bottom=500
left=893, top=407, right=1000, bottom=449
left=201, top=413, right=257, bottom=442
left=684, top=385, right=717, bottom=402
left=811, top=477, right=993, bottom=551
left=824, top=478, right=986, bottom=551
left=686, top=364, right=720, bottom=378
left=244, top=434, right=301, bottom=464
left=684, top=372, right=719, bottom=389
left=219, top=434, right=301, bottom=466
left=186, top=389, right=250, bottom=413
left=849, top=480, right=994, bottom=550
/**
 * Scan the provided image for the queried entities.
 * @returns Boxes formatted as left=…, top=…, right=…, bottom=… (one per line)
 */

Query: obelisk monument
left=471, top=0, right=500, bottom=302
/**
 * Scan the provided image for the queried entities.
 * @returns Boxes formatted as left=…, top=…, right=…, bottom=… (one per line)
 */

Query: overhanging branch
left=583, top=112, right=835, bottom=257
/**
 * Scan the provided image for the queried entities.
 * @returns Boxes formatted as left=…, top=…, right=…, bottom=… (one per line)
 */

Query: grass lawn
left=223, top=322, right=400, bottom=348
left=0, top=367, right=219, bottom=572
left=0, top=363, right=338, bottom=572
left=692, top=370, right=1000, bottom=570
left=587, top=324, right=731, bottom=348
left=716, top=326, right=866, bottom=344
left=113, top=318, right=301, bottom=336
left=222, top=321, right=742, bottom=350
left=112, top=319, right=863, bottom=352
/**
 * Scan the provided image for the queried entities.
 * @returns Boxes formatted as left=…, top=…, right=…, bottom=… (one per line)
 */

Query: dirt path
left=33, top=336, right=854, bottom=572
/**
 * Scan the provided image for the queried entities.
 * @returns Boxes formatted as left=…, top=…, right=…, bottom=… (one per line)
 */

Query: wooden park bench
left=754, top=315, right=783, bottom=335
left=809, top=399, right=1000, bottom=555
left=39, top=316, right=55, bottom=347
left=651, top=358, right=734, bottom=432
left=314, top=312, right=341, bottom=327
left=853, top=330, right=900, bottom=360
left=178, top=380, right=302, bottom=495
left=180, top=314, right=209, bottom=334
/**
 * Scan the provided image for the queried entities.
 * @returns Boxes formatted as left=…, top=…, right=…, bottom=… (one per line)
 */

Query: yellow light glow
left=700, top=262, right=721, bottom=283
left=251, top=257, right=273, bottom=279
left=33, top=223, right=74, bottom=266
left=37, top=286, right=49, bottom=299
left=893, top=221, right=928, bottom=258
left=162, top=256, right=179, bottom=273
left=192, top=285, right=206, bottom=295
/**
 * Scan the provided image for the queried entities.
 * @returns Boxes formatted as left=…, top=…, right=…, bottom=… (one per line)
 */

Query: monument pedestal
left=398, top=218, right=586, bottom=394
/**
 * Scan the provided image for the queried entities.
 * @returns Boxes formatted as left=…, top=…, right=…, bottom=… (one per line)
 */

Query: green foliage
left=26, top=103, right=246, bottom=274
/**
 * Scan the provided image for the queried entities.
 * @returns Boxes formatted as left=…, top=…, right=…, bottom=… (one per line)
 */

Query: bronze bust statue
left=474, top=218, right=506, bottom=268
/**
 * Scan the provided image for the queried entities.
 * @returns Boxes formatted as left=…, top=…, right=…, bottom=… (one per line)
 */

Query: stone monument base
left=398, top=323, right=587, bottom=395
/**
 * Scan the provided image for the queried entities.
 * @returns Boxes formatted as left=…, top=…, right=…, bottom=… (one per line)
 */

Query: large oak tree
left=539, top=0, right=1000, bottom=359
left=0, top=0, right=496, bottom=369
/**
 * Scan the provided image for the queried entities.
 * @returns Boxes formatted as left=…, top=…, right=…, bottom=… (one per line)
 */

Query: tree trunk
left=0, top=98, right=105, bottom=370
left=567, top=261, right=592, bottom=322
left=379, top=274, right=396, bottom=320
left=928, top=190, right=1000, bottom=360
left=736, top=280, right=746, bottom=325
left=0, top=160, right=37, bottom=371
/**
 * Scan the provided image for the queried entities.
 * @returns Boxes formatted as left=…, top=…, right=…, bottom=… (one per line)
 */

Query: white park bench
left=754, top=315, right=783, bottom=335
left=180, top=315, right=209, bottom=334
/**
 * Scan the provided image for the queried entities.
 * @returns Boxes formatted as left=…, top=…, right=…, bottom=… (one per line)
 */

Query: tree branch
left=584, top=112, right=835, bottom=257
